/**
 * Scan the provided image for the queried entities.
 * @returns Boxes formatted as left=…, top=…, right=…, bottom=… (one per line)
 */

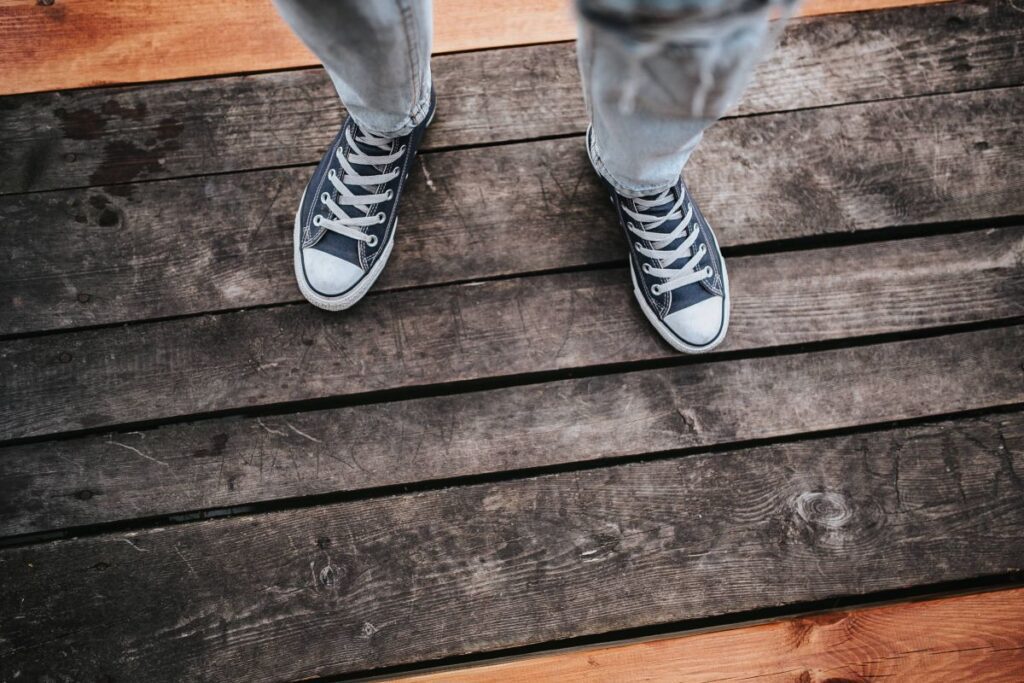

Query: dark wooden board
left=2, top=227, right=1022, bottom=441
left=2, top=321, right=1023, bottom=537
left=391, top=589, right=1024, bottom=682
left=3, top=87, right=1021, bottom=336
left=1, top=0, right=1020, bottom=194
left=2, top=409, right=1023, bottom=681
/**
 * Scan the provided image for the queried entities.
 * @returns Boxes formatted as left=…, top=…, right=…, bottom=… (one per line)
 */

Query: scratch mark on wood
left=256, top=418, right=287, bottom=438
left=120, top=538, right=148, bottom=553
left=174, top=544, right=196, bottom=575
left=107, top=439, right=168, bottom=467
left=420, top=159, right=437, bottom=192
left=286, top=422, right=321, bottom=444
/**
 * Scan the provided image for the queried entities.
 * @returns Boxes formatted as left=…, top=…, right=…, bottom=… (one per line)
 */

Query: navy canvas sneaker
left=589, top=129, right=730, bottom=353
left=294, top=89, right=436, bottom=310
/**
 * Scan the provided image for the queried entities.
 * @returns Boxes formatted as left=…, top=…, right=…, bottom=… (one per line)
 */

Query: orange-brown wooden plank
left=0, top=0, right=948, bottom=96
left=391, top=588, right=1024, bottom=683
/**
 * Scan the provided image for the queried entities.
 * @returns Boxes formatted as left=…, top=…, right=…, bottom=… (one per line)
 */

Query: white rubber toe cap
left=663, top=296, right=725, bottom=346
left=302, top=248, right=364, bottom=296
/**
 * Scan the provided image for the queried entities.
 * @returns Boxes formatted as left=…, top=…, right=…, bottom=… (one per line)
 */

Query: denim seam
left=349, top=0, right=431, bottom=138
left=399, top=0, right=421, bottom=130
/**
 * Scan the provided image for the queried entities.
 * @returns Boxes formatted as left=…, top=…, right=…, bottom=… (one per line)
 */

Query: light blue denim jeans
left=273, top=0, right=793, bottom=197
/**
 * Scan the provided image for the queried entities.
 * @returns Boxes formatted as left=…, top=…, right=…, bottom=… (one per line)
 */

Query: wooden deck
left=1, top=0, right=1023, bottom=680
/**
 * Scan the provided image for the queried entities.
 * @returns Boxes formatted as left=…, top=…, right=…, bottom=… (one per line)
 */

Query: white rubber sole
left=293, top=210, right=396, bottom=312
left=630, top=257, right=731, bottom=354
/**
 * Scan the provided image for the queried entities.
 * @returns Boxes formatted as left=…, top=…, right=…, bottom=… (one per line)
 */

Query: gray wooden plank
left=1, top=225, right=1022, bottom=440
left=3, top=86, right=1021, bottom=336
left=1, top=0, right=1021, bottom=193
left=2, top=318, right=1023, bottom=537
left=2, top=400, right=1022, bottom=681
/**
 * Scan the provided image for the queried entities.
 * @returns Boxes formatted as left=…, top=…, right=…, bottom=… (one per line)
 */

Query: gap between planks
left=0, top=0, right=952, bottom=96
left=384, top=587, right=1024, bottom=683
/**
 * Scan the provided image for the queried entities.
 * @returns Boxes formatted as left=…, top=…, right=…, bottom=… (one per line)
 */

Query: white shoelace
left=623, top=188, right=713, bottom=296
left=312, top=127, right=406, bottom=246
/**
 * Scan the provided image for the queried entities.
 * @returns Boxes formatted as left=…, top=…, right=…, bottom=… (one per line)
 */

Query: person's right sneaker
left=293, top=89, right=435, bottom=311
left=589, top=129, right=730, bottom=353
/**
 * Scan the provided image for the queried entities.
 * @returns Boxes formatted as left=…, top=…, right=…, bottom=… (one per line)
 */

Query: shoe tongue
left=635, top=189, right=696, bottom=271
left=635, top=190, right=680, bottom=233
left=344, top=130, right=391, bottom=211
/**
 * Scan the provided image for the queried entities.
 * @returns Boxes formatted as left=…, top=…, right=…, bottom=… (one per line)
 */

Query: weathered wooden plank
left=1, top=319, right=1022, bottom=537
left=0, top=0, right=951, bottom=97
left=3, top=87, right=1020, bottom=336
left=2, top=0, right=1017, bottom=193
left=391, top=588, right=1024, bottom=682
left=2, top=407, right=1022, bottom=681
left=2, top=226, right=1021, bottom=442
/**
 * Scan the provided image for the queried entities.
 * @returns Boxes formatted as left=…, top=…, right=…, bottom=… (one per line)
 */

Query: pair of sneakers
left=294, top=89, right=729, bottom=353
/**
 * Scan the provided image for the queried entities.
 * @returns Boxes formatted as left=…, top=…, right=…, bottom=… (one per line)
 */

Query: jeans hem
left=350, top=72, right=433, bottom=138
left=587, top=134, right=678, bottom=198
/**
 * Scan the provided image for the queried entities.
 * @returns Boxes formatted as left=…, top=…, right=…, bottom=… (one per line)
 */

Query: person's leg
left=578, top=0, right=789, bottom=195
left=273, top=0, right=435, bottom=310
left=576, top=0, right=794, bottom=352
left=274, top=0, right=433, bottom=136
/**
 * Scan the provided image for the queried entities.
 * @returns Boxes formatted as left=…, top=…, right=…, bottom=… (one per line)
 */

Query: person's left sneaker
left=293, top=90, right=435, bottom=311
left=590, top=131, right=730, bottom=353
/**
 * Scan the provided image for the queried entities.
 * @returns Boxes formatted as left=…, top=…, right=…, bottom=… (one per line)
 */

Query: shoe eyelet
left=376, top=211, right=387, bottom=224
left=704, top=267, right=713, bottom=278
left=651, top=285, right=663, bottom=296
left=366, top=234, right=379, bottom=248
left=634, top=242, right=642, bottom=250
left=385, top=189, right=394, bottom=200
left=320, top=192, right=330, bottom=203
left=641, top=263, right=652, bottom=274
left=327, top=169, right=336, bottom=179
left=312, top=215, right=323, bottom=227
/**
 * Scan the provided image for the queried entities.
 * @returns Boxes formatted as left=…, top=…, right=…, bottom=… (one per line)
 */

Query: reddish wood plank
left=390, top=589, right=1024, bottom=683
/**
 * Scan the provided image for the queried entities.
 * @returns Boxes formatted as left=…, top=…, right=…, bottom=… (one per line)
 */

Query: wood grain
left=3, top=86, right=1020, bottom=336
left=3, top=0, right=1017, bottom=194
left=0, top=0, right=951, bottom=96
left=390, top=589, right=1024, bottom=682
left=2, top=227, right=1022, bottom=441
left=2, top=318, right=1023, bottom=536
left=1, top=408, right=1021, bottom=681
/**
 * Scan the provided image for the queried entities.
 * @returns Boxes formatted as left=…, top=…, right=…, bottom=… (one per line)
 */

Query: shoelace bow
left=623, top=188, right=713, bottom=296
left=313, top=127, right=406, bottom=246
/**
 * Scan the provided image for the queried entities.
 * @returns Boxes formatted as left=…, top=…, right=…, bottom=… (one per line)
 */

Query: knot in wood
left=793, top=491, right=852, bottom=529
left=319, top=563, right=342, bottom=588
